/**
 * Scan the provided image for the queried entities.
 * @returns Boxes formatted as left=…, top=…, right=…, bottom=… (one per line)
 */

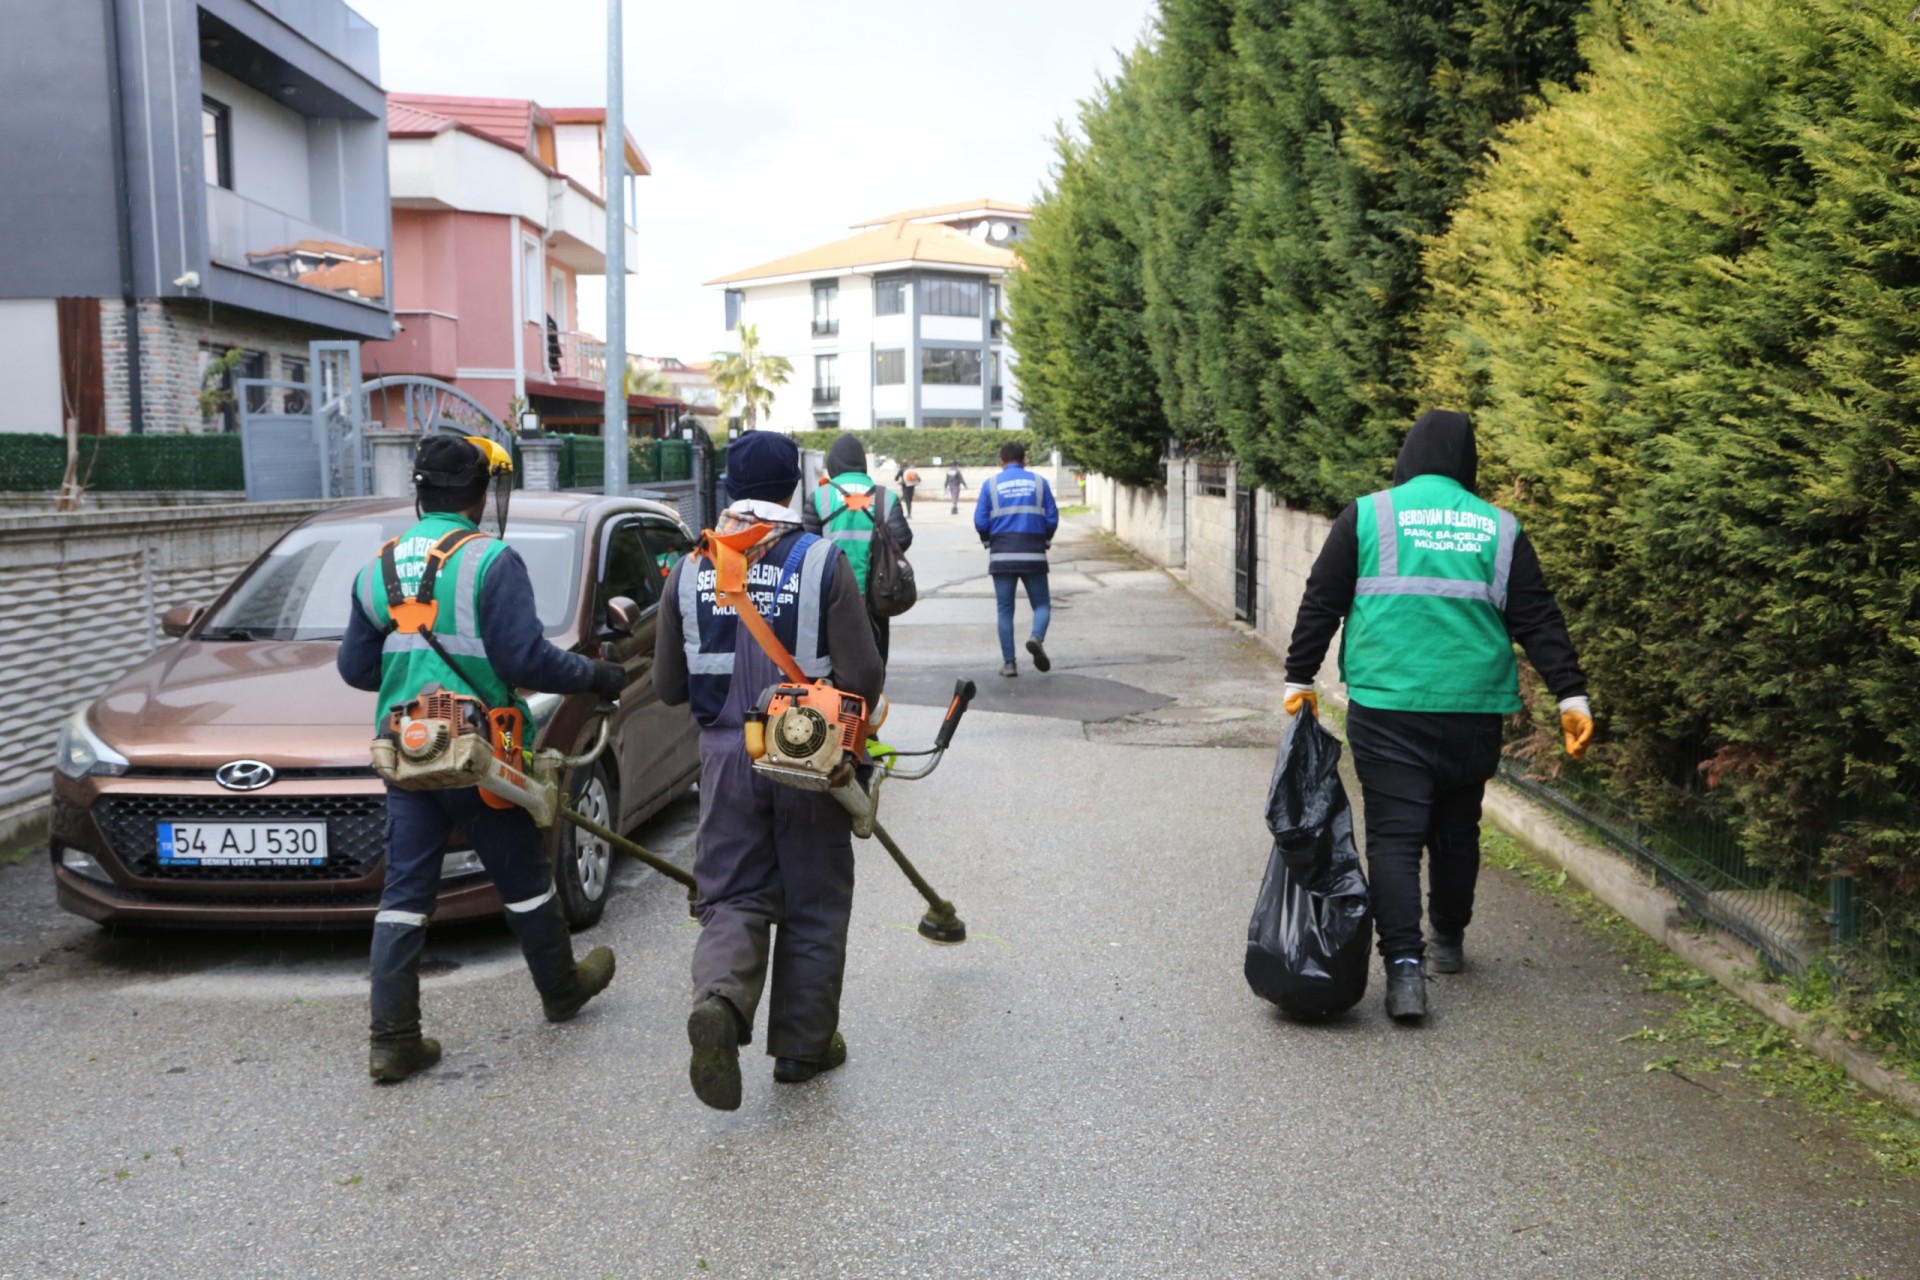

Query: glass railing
left=205, top=185, right=385, bottom=305
left=250, top=0, right=381, bottom=83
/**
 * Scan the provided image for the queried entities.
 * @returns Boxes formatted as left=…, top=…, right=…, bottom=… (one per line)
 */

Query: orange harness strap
left=699, top=526, right=809, bottom=686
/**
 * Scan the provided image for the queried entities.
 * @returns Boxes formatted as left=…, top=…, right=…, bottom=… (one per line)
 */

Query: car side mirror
left=160, top=604, right=205, bottom=637
left=605, top=596, right=640, bottom=637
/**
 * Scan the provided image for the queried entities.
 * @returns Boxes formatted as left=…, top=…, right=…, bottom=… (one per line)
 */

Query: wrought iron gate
left=1234, top=487, right=1257, bottom=624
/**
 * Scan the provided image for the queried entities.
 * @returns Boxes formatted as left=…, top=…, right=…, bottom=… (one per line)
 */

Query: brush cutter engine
left=369, top=686, right=569, bottom=828
left=746, top=682, right=869, bottom=792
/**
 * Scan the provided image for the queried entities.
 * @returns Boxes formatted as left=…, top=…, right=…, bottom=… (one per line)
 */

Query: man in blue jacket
left=974, top=440, right=1060, bottom=677
left=338, top=434, right=626, bottom=1083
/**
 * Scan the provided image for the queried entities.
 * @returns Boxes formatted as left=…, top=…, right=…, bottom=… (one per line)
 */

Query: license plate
left=157, top=821, right=329, bottom=867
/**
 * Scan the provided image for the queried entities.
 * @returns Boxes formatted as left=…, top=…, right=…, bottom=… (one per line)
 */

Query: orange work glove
left=1559, top=695, right=1594, bottom=760
left=1283, top=683, right=1318, bottom=717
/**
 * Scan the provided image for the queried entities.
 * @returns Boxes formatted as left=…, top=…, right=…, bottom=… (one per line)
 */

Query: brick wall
left=101, top=299, right=322, bottom=435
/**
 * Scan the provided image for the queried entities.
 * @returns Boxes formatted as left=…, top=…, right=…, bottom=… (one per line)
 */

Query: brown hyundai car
left=49, top=493, right=701, bottom=929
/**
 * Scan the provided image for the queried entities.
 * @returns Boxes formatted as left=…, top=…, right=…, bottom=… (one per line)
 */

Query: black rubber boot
left=369, top=921, right=441, bottom=1083
left=688, top=995, right=744, bottom=1111
left=505, top=896, right=617, bottom=1023
left=1427, top=932, right=1465, bottom=974
left=1385, top=958, right=1428, bottom=1022
left=773, top=1032, right=848, bottom=1084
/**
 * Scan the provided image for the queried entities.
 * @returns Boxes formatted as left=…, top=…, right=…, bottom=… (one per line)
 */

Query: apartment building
left=0, top=0, right=393, bottom=435
left=359, top=94, right=681, bottom=437
left=705, top=199, right=1029, bottom=434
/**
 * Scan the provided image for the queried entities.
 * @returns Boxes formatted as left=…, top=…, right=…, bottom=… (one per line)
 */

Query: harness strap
left=375, top=528, right=499, bottom=711
left=700, top=525, right=810, bottom=686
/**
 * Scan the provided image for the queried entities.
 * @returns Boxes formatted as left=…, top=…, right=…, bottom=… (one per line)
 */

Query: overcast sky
left=350, top=0, right=1158, bottom=362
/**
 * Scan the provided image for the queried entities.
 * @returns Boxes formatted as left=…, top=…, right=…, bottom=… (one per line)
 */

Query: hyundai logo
left=215, top=760, right=277, bottom=792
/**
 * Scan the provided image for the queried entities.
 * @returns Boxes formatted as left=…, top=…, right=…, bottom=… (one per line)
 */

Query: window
left=921, top=346, right=982, bottom=385
left=522, top=237, right=543, bottom=324
left=922, top=415, right=983, bottom=429
left=598, top=518, right=659, bottom=620
left=921, top=277, right=982, bottom=317
left=1197, top=461, right=1230, bottom=497
left=202, top=97, right=231, bottom=189
left=875, top=417, right=907, bottom=429
left=199, top=345, right=264, bottom=433
left=812, top=280, right=838, bottom=336
left=283, top=356, right=310, bottom=415
left=640, top=514, right=698, bottom=585
left=550, top=270, right=568, bottom=328
left=813, top=354, right=839, bottom=404
left=875, top=349, right=905, bottom=385
left=874, top=276, right=906, bottom=316
left=724, top=290, right=743, bottom=332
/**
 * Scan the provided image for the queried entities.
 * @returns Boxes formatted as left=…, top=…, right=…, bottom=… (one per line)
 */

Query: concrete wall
left=0, top=301, right=65, bottom=435
left=0, top=498, right=347, bottom=838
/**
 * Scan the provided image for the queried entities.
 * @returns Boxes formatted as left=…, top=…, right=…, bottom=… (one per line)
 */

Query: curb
left=1482, top=781, right=1920, bottom=1122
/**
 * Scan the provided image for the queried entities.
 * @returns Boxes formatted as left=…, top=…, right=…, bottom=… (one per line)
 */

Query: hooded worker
left=1282, top=409, right=1592, bottom=1022
left=802, top=433, right=914, bottom=660
left=654, top=430, right=885, bottom=1110
left=337, top=432, right=626, bottom=1083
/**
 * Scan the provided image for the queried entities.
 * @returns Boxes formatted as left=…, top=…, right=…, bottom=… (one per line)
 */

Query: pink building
left=361, top=93, right=683, bottom=437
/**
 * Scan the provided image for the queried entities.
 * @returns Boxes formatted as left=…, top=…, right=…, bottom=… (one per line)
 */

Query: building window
left=283, top=356, right=309, bottom=415
left=922, top=415, right=983, bottom=429
left=200, top=345, right=265, bottom=433
left=522, top=237, right=543, bottom=324
left=875, top=417, right=907, bottom=429
left=921, top=277, right=982, bottom=317
left=812, top=280, right=838, bottom=336
left=875, top=348, right=905, bottom=385
left=921, top=346, right=982, bottom=385
left=813, top=354, right=839, bottom=405
left=1197, top=461, right=1231, bottom=497
left=724, top=290, right=743, bottom=332
left=202, top=97, right=232, bottom=189
left=874, top=276, right=906, bottom=316
left=550, top=270, right=568, bottom=328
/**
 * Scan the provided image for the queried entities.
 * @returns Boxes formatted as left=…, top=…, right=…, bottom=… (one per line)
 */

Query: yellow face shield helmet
left=463, top=434, right=514, bottom=536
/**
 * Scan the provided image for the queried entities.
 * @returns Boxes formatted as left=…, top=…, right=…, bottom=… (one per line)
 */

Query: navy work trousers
left=691, top=727, right=855, bottom=1061
left=381, top=784, right=553, bottom=918
left=1344, top=703, right=1503, bottom=961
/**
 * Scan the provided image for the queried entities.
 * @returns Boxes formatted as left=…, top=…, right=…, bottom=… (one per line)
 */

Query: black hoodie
left=802, top=433, right=914, bottom=551
left=1283, top=410, right=1586, bottom=701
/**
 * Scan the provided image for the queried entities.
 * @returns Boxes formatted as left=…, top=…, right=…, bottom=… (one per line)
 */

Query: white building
left=705, top=198, right=1029, bottom=433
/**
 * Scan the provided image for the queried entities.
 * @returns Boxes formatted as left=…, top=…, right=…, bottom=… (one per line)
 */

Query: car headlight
left=526, top=691, right=564, bottom=737
left=54, top=705, right=130, bottom=781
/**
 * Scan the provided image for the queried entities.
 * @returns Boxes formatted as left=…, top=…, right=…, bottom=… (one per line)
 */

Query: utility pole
left=602, top=0, right=629, bottom=494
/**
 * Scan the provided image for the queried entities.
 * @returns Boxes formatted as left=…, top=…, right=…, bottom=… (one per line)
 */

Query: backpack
left=830, top=481, right=917, bottom=619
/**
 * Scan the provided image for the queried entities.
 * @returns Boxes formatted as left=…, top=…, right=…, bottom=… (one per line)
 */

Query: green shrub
left=0, top=433, right=244, bottom=492
left=790, top=427, right=1041, bottom=468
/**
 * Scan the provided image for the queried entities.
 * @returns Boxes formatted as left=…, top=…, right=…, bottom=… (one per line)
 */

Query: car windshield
left=197, top=516, right=582, bottom=641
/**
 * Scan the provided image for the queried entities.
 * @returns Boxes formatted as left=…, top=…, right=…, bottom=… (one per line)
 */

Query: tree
left=625, top=360, right=673, bottom=399
left=709, top=323, right=791, bottom=432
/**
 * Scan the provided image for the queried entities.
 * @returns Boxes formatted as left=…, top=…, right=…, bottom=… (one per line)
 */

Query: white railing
left=548, top=331, right=608, bottom=385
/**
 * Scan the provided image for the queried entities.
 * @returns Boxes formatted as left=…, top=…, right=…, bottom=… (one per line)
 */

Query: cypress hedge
left=1420, top=0, right=1920, bottom=878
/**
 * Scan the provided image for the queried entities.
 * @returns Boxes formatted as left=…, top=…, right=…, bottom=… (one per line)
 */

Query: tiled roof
left=705, top=221, right=1016, bottom=286
left=852, top=197, right=1031, bottom=228
left=389, top=93, right=547, bottom=154
left=387, top=101, right=458, bottom=138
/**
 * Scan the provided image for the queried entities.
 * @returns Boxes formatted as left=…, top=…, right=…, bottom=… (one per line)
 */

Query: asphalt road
left=3, top=494, right=1917, bottom=1278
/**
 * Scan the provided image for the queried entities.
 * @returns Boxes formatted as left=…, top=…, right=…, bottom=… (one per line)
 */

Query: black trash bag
left=1244, top=709, right=1373, bottom=1018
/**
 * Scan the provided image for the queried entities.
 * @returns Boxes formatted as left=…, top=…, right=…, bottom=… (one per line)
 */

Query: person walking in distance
left=803, top=432, right=913, bottom=662
left=654, top=430, right=886, bottom=1110
left=945, top=463, right=965, bottom=514
left=894, top=460, right=921, bottom=517
left=336, top=435, right=624, bottom=1083
left=1282, top=410, right=1593, bottom=1023
left=974, top=440, right=1060, bottom=678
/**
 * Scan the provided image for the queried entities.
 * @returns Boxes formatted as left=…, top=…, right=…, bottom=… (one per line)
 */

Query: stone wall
left=101, top=299, right=320, bottom=435
left=0, top=499, right=346, bottom=840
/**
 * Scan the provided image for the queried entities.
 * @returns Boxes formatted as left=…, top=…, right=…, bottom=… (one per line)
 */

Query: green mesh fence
left=545, top=435, right=700, bottom=490
left=0, top=433, right=245, bottom=492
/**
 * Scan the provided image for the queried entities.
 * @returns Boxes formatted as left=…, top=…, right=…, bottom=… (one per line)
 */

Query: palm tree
left=625, top=360, right=673, bottom=399
left=710, top=323, right=792, bottom=433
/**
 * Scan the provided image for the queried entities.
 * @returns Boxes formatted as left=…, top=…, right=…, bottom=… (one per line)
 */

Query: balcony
left=547, top=330, right=608, bottom=385
left=812, top=385, right=841, bottom=406
left=812, top=319, right=839, bottom=337
left=249, top=0, right=381, bottom=83
left=206, top=185, right=385, bottom=305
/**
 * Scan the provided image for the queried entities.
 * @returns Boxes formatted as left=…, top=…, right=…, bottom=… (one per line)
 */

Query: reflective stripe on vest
left=1356, top=487, right=1518, bottom=611
left=358, top=515, right=517, bottom=725
left=677, top=532, right=836, bottom=724
left=986, top=472, right=1046, bottom=517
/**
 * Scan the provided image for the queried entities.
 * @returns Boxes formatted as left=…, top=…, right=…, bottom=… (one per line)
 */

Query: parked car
left=48, top=493, right=701, bottom=929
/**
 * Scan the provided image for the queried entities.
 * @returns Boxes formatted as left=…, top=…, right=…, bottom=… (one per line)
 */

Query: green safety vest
left=1340, top=474, right=1522, bottom=714
left=353, top=512, right=528, bottom=729
left=812, top=471, right=885, bottom=591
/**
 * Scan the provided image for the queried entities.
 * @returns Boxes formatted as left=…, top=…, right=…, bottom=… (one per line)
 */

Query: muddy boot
left=369, top=921, right=442, bottom=1083
left=688, top=995, right=744, bottom=1111
left=773, top=1032, right=848, bottom=1084
left=505, top=895, right=616, bottom=1023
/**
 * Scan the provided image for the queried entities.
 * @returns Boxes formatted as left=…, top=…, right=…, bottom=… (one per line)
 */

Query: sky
left=349, top=0, right=1159, bottom=363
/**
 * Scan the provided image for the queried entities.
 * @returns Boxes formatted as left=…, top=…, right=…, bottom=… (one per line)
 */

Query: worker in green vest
left=1283, top=410, right=1593, bottom=1023
left=802, top=433, right=913, bottom=660
left=338, top=434, right=626, bottom=1082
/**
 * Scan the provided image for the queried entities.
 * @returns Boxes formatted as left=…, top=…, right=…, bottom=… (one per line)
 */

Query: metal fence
left=0, top=434, right=245, bottom=493
left=548, top=435, right=703, bottom=490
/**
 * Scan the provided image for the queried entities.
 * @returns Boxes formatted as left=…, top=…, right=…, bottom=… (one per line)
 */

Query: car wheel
left=555, top=763, right=615, bottom=929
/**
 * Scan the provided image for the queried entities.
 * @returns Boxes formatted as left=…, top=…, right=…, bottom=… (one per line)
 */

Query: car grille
left=97, top=794, right=385, bottom=882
